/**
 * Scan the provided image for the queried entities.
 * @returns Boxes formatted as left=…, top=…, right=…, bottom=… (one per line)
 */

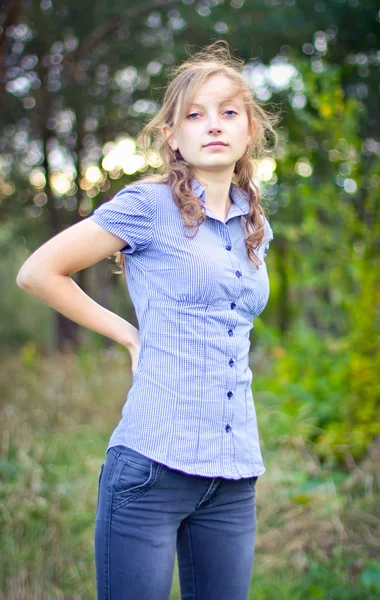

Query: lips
left=204, top=142, right=227, bottom=147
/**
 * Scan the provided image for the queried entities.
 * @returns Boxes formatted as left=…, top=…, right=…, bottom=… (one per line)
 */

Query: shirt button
left=227, top=391, right=233, bottom=399
left=229, top=358, right=234, bottom=367
left=235, top=270, right=242, bottom=278
left=225, top=424, right=232, bottom=432
left=230, top=302, right=236, bottom=309
left=228, top=329, right=233, bottom=336
left=225, top=244, right=232, bottom=251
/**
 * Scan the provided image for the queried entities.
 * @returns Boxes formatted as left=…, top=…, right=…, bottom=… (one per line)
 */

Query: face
left=163, top=73, right=253, bottom=178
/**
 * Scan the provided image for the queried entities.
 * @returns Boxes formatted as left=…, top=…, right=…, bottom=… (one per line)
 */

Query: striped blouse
left=88, top=177, right=273, bottom=479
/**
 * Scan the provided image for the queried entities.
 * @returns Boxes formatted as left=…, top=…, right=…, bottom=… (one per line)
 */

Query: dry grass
left=1, top=346, right=379, bottom=599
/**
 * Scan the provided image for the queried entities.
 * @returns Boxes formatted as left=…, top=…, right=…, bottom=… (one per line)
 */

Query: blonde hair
left=113, top=40, right=279, bottom=277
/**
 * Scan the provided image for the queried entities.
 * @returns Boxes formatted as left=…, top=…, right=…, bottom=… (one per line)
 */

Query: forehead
left=189, top=94, right=241, bottom=107
left=190, top=80, right=242, bottom=106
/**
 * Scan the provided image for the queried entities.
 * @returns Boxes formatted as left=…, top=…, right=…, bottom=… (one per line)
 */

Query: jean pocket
left=96, top=462, right=104, bottom=515
left=110, top=446, right=163, bottom=512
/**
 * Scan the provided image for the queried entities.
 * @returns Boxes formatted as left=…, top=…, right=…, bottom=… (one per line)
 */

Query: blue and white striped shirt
left=89, top=177, right=273, bottom=479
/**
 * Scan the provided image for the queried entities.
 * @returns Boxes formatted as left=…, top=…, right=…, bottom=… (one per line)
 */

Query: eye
left=186, top=110, right=238, bottom=119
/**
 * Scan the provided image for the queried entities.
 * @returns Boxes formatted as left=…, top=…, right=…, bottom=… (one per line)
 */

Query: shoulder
left=102, top=181, right=157, bottom=216
left=90, top=181, right=158, bottom=226
left=118, top=180, right=173, bottom=202
left=88, top=181, right=158, bottom=254
left=113, top=180, right=156, bottom=200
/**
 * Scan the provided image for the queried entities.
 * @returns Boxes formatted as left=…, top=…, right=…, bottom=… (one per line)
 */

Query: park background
left=0, top=0, right=379, bottom=598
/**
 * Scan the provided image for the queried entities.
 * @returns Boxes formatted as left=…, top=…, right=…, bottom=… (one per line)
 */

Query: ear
left=248, top=120, right=258, bottom=140
left=162, top=125, right=178, bottom=151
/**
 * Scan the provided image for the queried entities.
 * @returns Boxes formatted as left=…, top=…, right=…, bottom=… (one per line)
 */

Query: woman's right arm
left=16, top=219, right=141, bottom=370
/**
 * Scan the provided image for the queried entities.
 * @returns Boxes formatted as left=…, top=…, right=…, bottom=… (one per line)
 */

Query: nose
left=208, top=125, right=222, bottom=134
left=206, top=113, right=223, bottom=133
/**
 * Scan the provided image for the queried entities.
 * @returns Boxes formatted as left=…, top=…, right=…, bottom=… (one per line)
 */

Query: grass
left=0, top=346, right=379, bottom=599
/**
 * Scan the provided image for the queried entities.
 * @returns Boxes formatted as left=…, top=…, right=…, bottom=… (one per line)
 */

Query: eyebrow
left=189, top=97, right=240, bottom=109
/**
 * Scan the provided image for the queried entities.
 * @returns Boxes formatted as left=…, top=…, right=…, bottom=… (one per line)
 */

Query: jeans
left=94, top=444, right=258, bottom=600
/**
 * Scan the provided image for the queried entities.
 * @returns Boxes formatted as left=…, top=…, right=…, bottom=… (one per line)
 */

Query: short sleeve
left=263, top=216, right=273, bottom=257
left=88, top=183, right=156, bottom=255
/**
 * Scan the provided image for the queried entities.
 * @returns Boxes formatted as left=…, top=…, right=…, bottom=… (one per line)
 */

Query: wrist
left=117, top=322, right=140, bottom=350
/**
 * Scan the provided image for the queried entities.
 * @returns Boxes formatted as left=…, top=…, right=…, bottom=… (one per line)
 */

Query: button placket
left=225, top=363, right=235, bottom=403
left=223, top=385, right=234, bottom=445
left=221, top=222, right=241, bottom=453
left=225, top=329, right=237, bottom=452
left=226, top=302, right=238, bottom=412
left=229, top=256, right=243, bottom=311
left=224, top=228, right=233, bottom=252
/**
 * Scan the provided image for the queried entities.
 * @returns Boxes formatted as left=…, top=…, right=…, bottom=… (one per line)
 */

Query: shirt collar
left=190, top=177, right=250, bottom=219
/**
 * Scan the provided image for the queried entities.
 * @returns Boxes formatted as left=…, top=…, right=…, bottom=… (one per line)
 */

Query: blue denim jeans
left=94, top=445, right=258, bottom=600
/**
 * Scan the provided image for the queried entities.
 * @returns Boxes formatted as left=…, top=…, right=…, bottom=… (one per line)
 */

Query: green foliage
left=254, top=311, right=380, bottom=466
left=258, top=52, right=380, bottom=464
left=250, top=560, right=380, bottom=599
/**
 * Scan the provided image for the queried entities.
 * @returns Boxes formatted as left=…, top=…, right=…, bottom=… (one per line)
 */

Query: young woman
left=17, top=41, right=278, bottom=600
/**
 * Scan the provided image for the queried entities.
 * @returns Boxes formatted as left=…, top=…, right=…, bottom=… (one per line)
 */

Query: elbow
left=17, top=267, right=64, bottom=291
left=16, top=264, right=42, bottom=291
left=16, top=268, right=33, bottom=290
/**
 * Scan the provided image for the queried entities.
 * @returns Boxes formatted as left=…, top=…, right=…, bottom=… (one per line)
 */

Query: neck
left=192, top=170, right=234, bottom=218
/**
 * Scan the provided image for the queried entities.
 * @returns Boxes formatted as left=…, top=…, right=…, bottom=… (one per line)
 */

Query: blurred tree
left=0, top=0, right=378, bottom=352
